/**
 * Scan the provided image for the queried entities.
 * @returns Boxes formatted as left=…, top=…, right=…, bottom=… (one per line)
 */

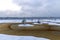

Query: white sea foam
left=0, top=19, right=60, bottom=26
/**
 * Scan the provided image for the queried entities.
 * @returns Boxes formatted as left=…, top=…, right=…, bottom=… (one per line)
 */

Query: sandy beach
left=0, top=23, right=60, bottom=40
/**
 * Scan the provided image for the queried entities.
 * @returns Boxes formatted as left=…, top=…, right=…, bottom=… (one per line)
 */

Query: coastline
left=0, top=23, right=60, bottom=40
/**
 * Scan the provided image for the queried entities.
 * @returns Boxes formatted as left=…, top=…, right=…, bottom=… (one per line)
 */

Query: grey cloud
left=46, top=0, right=60, bottom=17
left=13, top=0, right=48, bottom=17
left=0, top=0, right=60, bottom=17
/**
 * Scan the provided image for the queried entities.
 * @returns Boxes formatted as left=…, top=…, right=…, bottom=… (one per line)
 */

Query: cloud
left=0, top=0, right=22, bottom=17
left=0, top=0, right=22, bottom=11
left=14, top=0, right=60, bottom=17
left=13, top=0, right=48, bottom=17
left=0, top=0, right=60, bottom=17
left=46, top=0, right=60, bottom=17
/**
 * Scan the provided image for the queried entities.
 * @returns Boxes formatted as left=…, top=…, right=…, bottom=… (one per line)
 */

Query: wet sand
left=0, top=23, right=60, bottom=40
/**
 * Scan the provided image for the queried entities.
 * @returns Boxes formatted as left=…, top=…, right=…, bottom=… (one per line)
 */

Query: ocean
left=0, top=17, right=60, bottom=25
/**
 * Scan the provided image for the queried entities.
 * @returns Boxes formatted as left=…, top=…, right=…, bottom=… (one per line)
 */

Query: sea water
left=0, top=19, right=60, bottom=25
left=0, top=34, right=50, bottom=40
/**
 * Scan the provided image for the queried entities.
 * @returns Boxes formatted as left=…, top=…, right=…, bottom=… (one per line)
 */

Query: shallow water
left=0, top=34, right=50, bottom=40
left=18, top=24, right=34, bottom=27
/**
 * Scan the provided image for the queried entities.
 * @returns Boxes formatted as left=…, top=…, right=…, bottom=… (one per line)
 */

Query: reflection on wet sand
left=0, top=23, right=60, bottom=40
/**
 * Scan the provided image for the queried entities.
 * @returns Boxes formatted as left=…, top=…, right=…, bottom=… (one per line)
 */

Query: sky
left=0, top=0, right=60, bottom=17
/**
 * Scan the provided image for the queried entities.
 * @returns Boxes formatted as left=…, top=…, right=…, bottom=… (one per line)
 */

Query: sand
left=0, top=23, right=60, bottom=40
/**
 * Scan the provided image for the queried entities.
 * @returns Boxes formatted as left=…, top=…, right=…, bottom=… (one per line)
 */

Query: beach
left=0, top=23, right=60, bottom=40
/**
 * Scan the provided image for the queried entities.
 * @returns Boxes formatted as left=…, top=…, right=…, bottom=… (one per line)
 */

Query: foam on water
left=0, top=19, right=60, bottom=26
left=48, top=23, right=60, bottom=26
left=0, top=20, right=22, bottom=23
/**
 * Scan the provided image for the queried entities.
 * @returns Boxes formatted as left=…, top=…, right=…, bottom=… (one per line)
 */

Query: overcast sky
left=0, top=0, right=60, bottom=17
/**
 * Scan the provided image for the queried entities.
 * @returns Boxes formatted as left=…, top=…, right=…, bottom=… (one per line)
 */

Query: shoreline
left=0, top=23, right=60, bottom=40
